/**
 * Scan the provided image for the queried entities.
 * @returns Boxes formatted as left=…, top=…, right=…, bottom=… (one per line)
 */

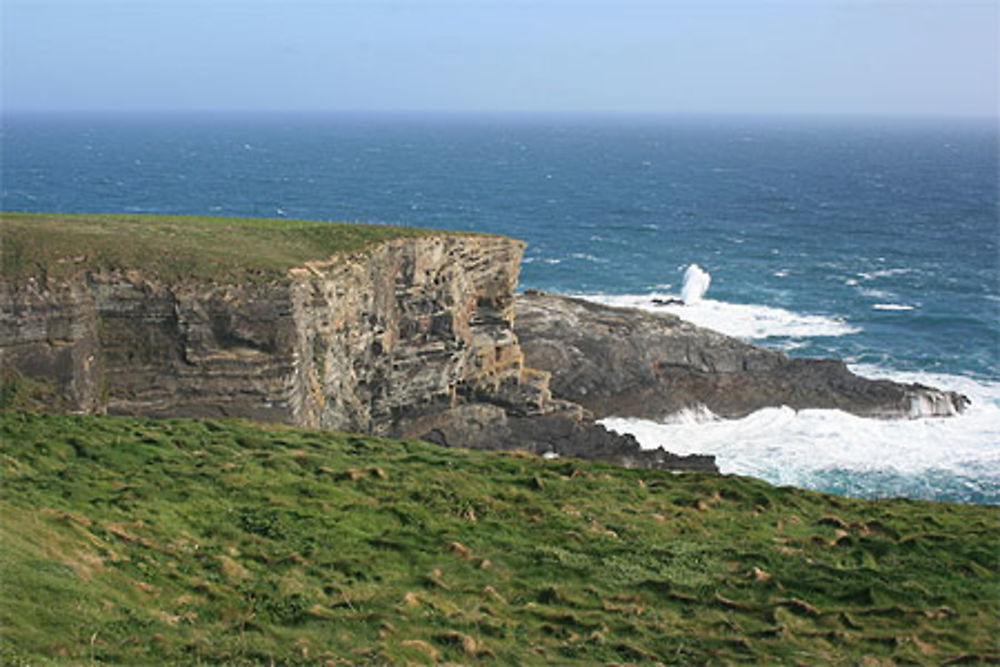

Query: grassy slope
left=0, top=212, right=445, bottom=284
left=1, top=412, right=997, bottom=665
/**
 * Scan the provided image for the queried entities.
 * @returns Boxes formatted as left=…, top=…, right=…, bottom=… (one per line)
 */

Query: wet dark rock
left=404, top=404, right=718, bottom=473
left=514, top=292, right=969, bottom=420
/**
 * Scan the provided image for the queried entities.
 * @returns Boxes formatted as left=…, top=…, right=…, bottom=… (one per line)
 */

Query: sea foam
left=872, top=303, right=916, bottom=311
left=601, top=369, right=1000, bottom=504
left=577, top=264, right=858, bottom=340
left=579, top=293, right=858, bottom=340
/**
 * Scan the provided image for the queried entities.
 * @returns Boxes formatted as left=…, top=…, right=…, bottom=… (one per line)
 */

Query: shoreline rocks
left=514, top=291, right=969, bottom=421
left=397, top=403, right=718, bottom=473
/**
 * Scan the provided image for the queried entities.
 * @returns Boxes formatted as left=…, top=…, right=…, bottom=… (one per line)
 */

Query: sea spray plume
left=681, top=264, right=711, bottom=304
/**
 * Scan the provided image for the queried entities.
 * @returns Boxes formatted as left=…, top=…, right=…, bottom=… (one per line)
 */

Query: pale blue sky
left=2, top=0, right=997, bottom=116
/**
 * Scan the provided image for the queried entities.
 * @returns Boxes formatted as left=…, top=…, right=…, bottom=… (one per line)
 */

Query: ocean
left=3, top=112, right=998, bottom=504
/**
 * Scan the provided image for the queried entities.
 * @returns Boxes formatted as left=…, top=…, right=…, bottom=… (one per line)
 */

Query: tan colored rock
left=0, top=235, right=537, bottom=432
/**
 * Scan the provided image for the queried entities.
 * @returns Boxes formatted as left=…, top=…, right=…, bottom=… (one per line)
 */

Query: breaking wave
left=680, top=264, right=711, bottom=304
left=601, top=369, right=1000, bottom=504
left=578, top=292, right=859, bottom=340
left=576, top=263, right=858, bottom=340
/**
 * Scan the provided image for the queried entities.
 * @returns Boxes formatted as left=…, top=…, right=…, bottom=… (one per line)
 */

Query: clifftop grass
left=2, top=411, right=997, bottom=664
left=0, top=212, right=447, bottom=284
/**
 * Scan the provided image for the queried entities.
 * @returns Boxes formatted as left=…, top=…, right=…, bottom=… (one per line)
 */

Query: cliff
left=1, top=213, right=712, bottom=472
left=515, top=292, right=969, bottom=420
left=3, top=213, right=966, bottom=475
left=1, top=234, right=525, bottom=428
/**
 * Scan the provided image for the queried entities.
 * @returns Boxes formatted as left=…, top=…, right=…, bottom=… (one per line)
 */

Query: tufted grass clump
left=1, top=411, right=997, bottom=664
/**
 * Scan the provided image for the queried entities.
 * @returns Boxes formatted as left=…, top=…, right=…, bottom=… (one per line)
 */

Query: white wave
left=601, top=369, right=1000, bottom=502
left=775, top=339, right=809, bottom=352
left=680, top=264, right=711, bottom=304
left=858, top=267, right=914, bottom=281
left=873, top=303, right=916, bottom=311
left=858, top=287, right=894, bottom=299
left=568, top=253, right=609, bottom=264
left=576, top=263, right=856, bottom=340
left=660, top=405, right=720, bottom=425
left=578, top=292, right=859, bottom=340
left=848, top=365, right=998, bottom=393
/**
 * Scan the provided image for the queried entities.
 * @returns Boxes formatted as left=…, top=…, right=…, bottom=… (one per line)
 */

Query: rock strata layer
left=514, top=292, right=969, bottom=421
left=0, top=235, right=717, bottom=473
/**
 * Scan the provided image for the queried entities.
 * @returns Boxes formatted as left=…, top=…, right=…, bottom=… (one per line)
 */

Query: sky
left=2, top=0, right=997, bottom=117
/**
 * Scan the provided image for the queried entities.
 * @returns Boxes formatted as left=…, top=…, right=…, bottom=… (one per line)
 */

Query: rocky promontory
left=515, top=291, right=969, bottom=421
left=0, top=213, right=715, bottom=473
left=1, top=214, right=968, bottom=476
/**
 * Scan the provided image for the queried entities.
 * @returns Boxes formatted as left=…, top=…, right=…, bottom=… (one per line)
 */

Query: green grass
left=1, top=412, right=997, bottom=664
left=0, top=212, right=456, bottom=284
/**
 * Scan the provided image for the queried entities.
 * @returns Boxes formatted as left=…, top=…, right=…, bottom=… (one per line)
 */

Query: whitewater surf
left=588, top=265, right=1000, bottom=504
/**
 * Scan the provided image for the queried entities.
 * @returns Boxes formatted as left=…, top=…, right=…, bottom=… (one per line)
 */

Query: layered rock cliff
left=514, top=292, right=969, bottom=421
left=2, top=236, right=523, bottom=426
left=0, top=232, right=715, bottom=472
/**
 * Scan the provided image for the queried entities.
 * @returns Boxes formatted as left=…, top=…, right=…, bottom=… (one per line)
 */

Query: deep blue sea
left=3, top=112, right=998, bottom=503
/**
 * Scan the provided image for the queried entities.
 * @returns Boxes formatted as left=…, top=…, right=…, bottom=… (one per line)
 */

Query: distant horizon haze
left=3, top=109, right=997, bottom=124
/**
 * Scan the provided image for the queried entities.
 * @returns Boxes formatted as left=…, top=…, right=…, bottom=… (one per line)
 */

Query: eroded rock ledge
left=514, top=291, right=969, bottom=421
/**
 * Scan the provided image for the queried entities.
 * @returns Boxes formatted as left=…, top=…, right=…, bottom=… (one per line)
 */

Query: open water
left=3, top=112, right=998, bottom=503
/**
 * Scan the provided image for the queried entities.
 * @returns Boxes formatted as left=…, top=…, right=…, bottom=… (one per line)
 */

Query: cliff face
left=1, top=236, right=540, bottom=434
left=1, top=234, right=717, bottom=473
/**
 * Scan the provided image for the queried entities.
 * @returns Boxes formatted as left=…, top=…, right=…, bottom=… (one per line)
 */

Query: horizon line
left=3, top=108, right=998, bottom=122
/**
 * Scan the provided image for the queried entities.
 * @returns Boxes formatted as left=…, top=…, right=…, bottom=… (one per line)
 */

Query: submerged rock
left=514, top=292, right=969, bottom=421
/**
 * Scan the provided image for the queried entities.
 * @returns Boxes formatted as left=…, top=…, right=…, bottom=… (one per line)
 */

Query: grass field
left=1, top=411, right=997, bottom=664
left=0, top=212, right=447, bottom=284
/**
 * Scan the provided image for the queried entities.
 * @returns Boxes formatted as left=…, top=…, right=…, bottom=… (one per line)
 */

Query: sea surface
left=3, top=112, right=998, bottom=503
